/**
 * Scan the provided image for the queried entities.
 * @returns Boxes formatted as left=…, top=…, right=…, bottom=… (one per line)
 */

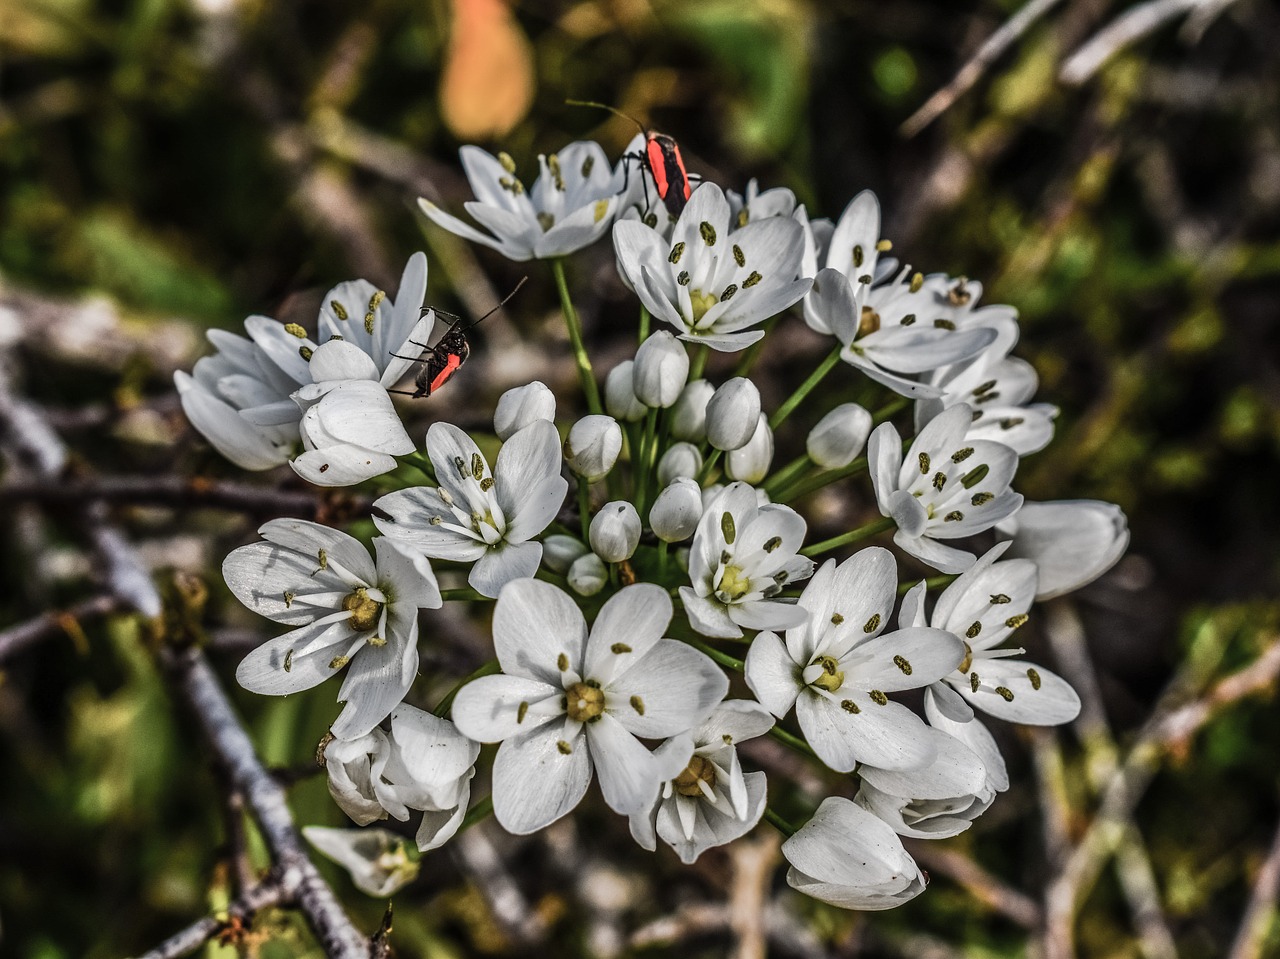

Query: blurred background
left=1, top=0, right=1279, bottom=956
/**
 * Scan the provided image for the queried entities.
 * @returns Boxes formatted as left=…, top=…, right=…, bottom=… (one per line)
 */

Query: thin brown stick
left=136, top=876, right=293, bottom=959
left=0, top=594, right=122, bottom=663
left=1226, top=801, right=1280, bottom=959
left=901, top=0, right=1066, bottom=137
left=905, top=841, right=1044, bottom=930
left=161, top=645, right=370, bottom=958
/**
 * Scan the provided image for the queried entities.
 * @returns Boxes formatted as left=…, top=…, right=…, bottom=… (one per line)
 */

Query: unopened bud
left=564, top=414, right=622, bottom=482
left=605, top=361, right=647, bottom=421
left=494, top=381, right=556, bottom=441
left=671, top=379, right=715, bottom=441
left=650, top=478, right=702, bottom=542
left=806, top=403, right=873, bottom=469
left=657, top=442, right=703, bottom=486
left=543, top=534, right=589, bottom=574
left=568, top=552, right=607, bottom=596
left=726, top=413, right=774, bottom=484
left=706, top=378, right=762, bottom=451
left=589, top=501, right=641, bottom=563
left=632, top=330, right=689, bottom=408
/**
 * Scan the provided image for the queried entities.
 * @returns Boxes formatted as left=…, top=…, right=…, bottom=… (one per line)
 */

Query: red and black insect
left=567, top=99, right=694, bottom=219
left=390, top=277, right=526, bottom=398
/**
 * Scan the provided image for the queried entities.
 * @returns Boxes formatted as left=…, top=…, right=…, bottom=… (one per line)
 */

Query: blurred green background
left=2, top=0, right=1279, bottom=956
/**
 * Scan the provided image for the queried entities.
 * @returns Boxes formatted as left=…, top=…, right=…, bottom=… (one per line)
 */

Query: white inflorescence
left=185, top=135, right=1128, bottom=913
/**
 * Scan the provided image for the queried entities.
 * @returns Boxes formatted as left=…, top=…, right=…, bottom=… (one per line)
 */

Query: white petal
left=373, top=537, right=441, bottom=611
left=235, top=620, right=352, bottom=695
left=744, top=631, right=801, bottom=718
left=469, top=541, right=543, bottom=598
left=291, top=447, right=399, bottom=487
left=584, top=584, right=673, bottom=686
left=331, top=631, right=418, bottom=739
left=858, top=727, right=988, bottom=799
left=960, top=659, right=1081, bottom=725
left=492, top=725, right=592, bottom=834
left=588, top=713, right=661, bottom=815
left=416, top=781, right=468, bottom=851
left=492, top=578, right=588, bottom=683
left=680, top=587, right=743, bottom=638
left=451, top=674, right=562, bottom=741
left=798, top=691, right=935, bottom=772
left=307, top=340, right=381, bottom=382
left=607, top=640, right=729, bottom=739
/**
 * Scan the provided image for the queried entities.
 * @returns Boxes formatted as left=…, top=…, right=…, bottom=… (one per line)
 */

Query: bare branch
left=0, top=594, right=122, bottom=663
left=161, top=645, right=371, bottom=958
left=905, top=841, right=1043, bottom=930
left=1227, top=801, right=1280, bottom=959
left=901, top=0, right=1066, bottom=137
left=137, top=876, right=293, bottom=959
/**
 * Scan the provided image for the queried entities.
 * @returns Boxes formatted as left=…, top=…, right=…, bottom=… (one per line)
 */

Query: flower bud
left=568, top=552, right=607, bottom=596
left=706, top=377, right=761, bottom=451
left=657, top=442, right=703, bottom=486
left=542, top=534, right=589, bottom=574
left=726, top=413, right=773, bottom=484
left=304, top=826, right=418, bottom=897
left=564, top=414, right=622, bottom=482
left=806, top=403, right=873, bottom=469
left=493, top=381, right=555, bottom=441
left=589, top=500, right=641, bottom=562
left=632, top=330, right=689, bottom=408
left=605, top=361, right=647, bottom=422
left=998, top=500, right=1129, bottom=600
left=650, top=478, right=703, bottom=543
left=671, top=379, right=715, bottom=441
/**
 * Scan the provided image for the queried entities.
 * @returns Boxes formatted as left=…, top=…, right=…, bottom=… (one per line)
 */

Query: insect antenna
left=452, top=275, right=529, bottom=334
left=566, top=99, right=647, bottom=139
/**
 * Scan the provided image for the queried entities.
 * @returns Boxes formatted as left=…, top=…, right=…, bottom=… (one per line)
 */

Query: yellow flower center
left=565, top=681, right=605, bottom=722
left=689, top=289, right=719, bottom=325
left=810, top=655, right=845, bottom=692
left=341, top=587, right=383, bottom=632
left=673, top=755, right=717, bottom=797
left=716, top=564, right=752, bottom=602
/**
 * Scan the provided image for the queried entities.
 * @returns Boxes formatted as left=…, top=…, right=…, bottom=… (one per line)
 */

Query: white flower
left=629, top=700, right=774, bottom=863
left=290, top=370, right=416, bottom=486
left=605, top=361, right=647, bottom=422
left=303, top=826, right=418, bottom=897
left=680, top=482, right=814, bottom=639
left=705, top=377, right=762, bottom=451
left=910, top=543, right=1081, bottom=726
left=782, top=797, right=926, bottom=911
left=727, top=179, right=825, bottom=281
left=809, top=268, right=997, bottom=400
left=494, top=380, right=556, bottom=441
left=174, top=315, right=314, bottom=469
left=868, top=404, right=1023, bottom=573
left=590, top=501, right=641, bottom=563
left=915, top=318, right=1057, bottom=456
left=657, top=442, right=703, bottom=486
left=744, top=549, right=963, bottom=772
left=568, top=552, right=607, bottom=596
left=855, top=726, right=995, bottom=839
left=725, top=413, right=774, bottom=484
left=613, top=183, right=811, bottom=352
left=418, top=143, right=623, bottom=261
left=807, top=402, right=873, bottom=469
left=542, top=534, right=589, bottom=574
left=451, top=581, right=729, bottom=834
left=313, top=251, right=433, bottom=391
left=650, top=478, right=703, bottom=543
left=564, top=414, right=623, bottom=482
left=372, top=420, right=567, bottom=598
left=998, top=499, right=1129, bottom=599
left=323, top=703, right=480, bottom=851
left=633, top=330, right=689, bottom=407
left=224, top=520, right=441, bottom=739
left=671, top=378, right=715, bottom=441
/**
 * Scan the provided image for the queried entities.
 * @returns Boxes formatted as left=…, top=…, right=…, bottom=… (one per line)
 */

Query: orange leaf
left=440, top=0, right=536, bottom=141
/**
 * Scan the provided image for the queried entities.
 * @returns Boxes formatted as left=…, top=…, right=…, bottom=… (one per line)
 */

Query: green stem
left=399, top=451, right=437, bottom=482
left=458, top=794, right=494, bottom=833
left=638, top=304, right=651, bottom=344
left=551, top=259, right=603, bottom=414
left=801, top=515, right=896, bottom=557
left=898, top=573, right=957, bottom=595
left=698, top=448, right=723, bottom=484
left=769, top=345, right=843, bottom=431
left=657, top=540, right=670, bottom=580
left=684, top=636, right=744, bottom=672
left=688, top=344, right=709, bottom=381
left=432, top=659, right=501, bottom=717
left=577, top=479, right=592, bottom=538
left=779, top=454, right=868, bottom=502
left=440, top=588, right=489, bottom=602
left=763, top=453, right=813, bottom=498
left=636, top=407, right=660, bottom=514
left=763, top=806, right=798, bottom=838
left=768, top=725, right=819, bottom=760
left=872, top=396, right=909, bottom=423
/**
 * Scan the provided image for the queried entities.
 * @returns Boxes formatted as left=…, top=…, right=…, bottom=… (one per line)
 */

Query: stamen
left=970, top=672, right=981, bottom=691
left=910, top=272, right=924, bottom=293
left=944, top=510, right=964, bottom=522
left=498, top=151, right=517, bottom=174
left=863, top=614, right=881, bottom=633
left=971, top=492, right=994, bottom=506
left=951, top=447, right=975, bottom=463
left=732, top=244, right=745, bottom=267
left=743, top=271, right=762, bottom=287
left=869, top=690, right=889, bottom=705
left=557, top=740, right=573, bottom=755
left=517, top=701, right=529, bottom=723
left=557, top=653, right=569, bottom=671
left=900, top=313, right=916, bottom=325
left=1006, top=614, right=1029, bottom=630
left=630, top=695, right=645, bottom=715
left=547, top=153, right=564, bottom=190
left=720, top=512, right=736, bottom=544
left=580, top=155, right=594, bottom=177
left=990, top=593, right=1011, bottom=604
left=677, top=271, right=690, bottom=286
left=719, top=284, right=738, bottom=302
left=611, top=643, right=632, bottom=654
left=763, top=536, right=782, bottom=552
left=934, top=318, right=956, bottom=331
left=852, top=244, right=864, bottom=267
left=471, top=453, right=484, bottom=481
left=893, top=655, right=912, bottom=675
left=329, top=655, right=349, bottom=670
left=995, top=686, right=1014, bottom=701
left=1027, top=668, right=1042, bottom=690
left=932, top=471, right=946, bottom=491
left=299, top=346, right=313, bottom=361
left=330, top=300, right=349, bottom=321
left=285, top=323, right=307, bottom=339
left=831, top=613, right=844, bottom=625
left=699, top=222, right=717, bottom=245
left=669, top=242, right=686, bottom=264
left=961, top=465, right=990, bottom=489
left=876, top=239, right=893, bottom=251
left=918, top=452, right=931, bottom=474
left=966, top=622, right=982, bottom=638
left=283, top=591, right=294, bottom=608
left=841, top=699, right=860, bottom=713
left=480, top=478, right=494, bottom=492
left=284, top=650, right=293, bottom=672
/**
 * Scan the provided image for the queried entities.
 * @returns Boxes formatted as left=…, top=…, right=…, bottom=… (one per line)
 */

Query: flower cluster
left=187, top=136, right=1128, bottom=911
